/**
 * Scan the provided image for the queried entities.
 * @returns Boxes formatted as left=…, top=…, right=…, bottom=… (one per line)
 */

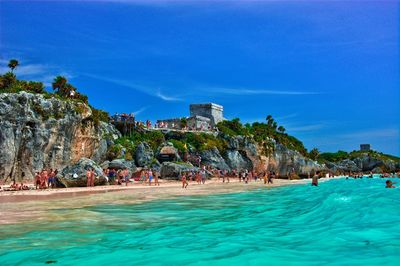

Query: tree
left=52, top=76, right=67, bottom=96
left=266, top=115, right=275, bottom=128
left=277, top=126, right=286, bottom=133
left=8, top=59, right=19, bottom=73
left=1, top=72, right=16, bottom=89
left=309, top=148, right=320, bottom=161
left=180, top=117, right=188, bottom=129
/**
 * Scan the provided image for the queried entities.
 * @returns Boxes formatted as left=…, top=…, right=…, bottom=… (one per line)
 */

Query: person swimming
left=385, top=180, right=396, bottom=188
left=312, top=172, right=319, bottom=186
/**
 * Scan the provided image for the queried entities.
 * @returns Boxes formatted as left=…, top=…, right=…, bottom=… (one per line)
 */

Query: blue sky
left=1, top=0, right=399, bottom=155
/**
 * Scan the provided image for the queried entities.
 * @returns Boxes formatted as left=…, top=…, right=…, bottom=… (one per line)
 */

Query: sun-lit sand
left=0, top=177, right=338, bottom=225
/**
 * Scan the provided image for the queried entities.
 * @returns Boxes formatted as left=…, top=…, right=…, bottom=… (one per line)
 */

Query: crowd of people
left=34, top=169, right=59, bottom=189
left=102, top=168, right=160, bottom=187
left=1, top=166, right=399, bottom=192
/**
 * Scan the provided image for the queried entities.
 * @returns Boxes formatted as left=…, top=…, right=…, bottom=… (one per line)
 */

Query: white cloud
left=340, top=128, right=399, bottom=139
left=286, top=124, right=325, bottom=132
left=155, top=90, right=183, bottom=102
left=83, top=73, right=183, bottom=102
left=206, top=87, right=321, bottom=96
left=133, top=106, right=148, bottom=116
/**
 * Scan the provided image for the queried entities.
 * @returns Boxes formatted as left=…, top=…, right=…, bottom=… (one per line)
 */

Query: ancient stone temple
left=156, top=103, right=224, bottom=131
left=190, top=103, right=224, bottom=127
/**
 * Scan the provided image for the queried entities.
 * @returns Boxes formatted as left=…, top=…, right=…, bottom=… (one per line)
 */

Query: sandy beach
left=0, top=177, right=338, bottom=225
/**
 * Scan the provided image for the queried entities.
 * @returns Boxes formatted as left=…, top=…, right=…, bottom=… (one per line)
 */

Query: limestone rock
left=268, top=144, right=324, bottom=178
left=135, top=142, right=154, bottom=167
left=108, top=159, right=136, bottom=170
left=160, top=162, right=198, bottom=180
left=58, top=158, right=108, bottom=187
left=224, top=150, right=253, bottom=171
left=0, top=92, right=120, bottom=183
left=199, top=147, right=230, bottom=170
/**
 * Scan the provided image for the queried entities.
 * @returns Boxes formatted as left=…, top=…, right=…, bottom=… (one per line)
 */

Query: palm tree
left=8, top=59, right=19, bottom=73
left=309, top=148, right=320, bottom=161
left=277, top=126, right=286, bottom=133
left=52, top=76, right=67, bottom=96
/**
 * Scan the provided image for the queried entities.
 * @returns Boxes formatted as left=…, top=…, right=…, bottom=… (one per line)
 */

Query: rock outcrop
left=199, top=147, right=230, bottom=171
left=135, top=142, right=154, bottom=167
left=0, top=92, right=120, bottom=182
left=108, top=159, right=137, bottom=171
left=325, top=154, right=400, bottom=173
left=267, top=144, right=325, bottom=178
left=58, top=158, right=108, bottom=187
left=160, top=162, right=198, bottom=180
left=223, top=136, right=258, bottom=171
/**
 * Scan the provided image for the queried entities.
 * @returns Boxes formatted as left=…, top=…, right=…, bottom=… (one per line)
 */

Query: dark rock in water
left=199, top=147, right=230, bottom=171
left=58, top=158, right=108, bottom=187
left=135, top=142, right=154, bottom=167
left=160, top=162, right=198, bottom=180
left=0, top=92, right=120, bottom=183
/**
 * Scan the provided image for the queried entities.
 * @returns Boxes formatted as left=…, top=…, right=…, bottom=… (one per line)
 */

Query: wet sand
left=0, top=177, right=338, bottom=225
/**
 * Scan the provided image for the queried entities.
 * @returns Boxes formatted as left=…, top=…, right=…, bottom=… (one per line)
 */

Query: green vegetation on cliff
left=0, top=59, right=109, bottom=125
left=217, top=116, right=308, bottom=156
left=319, top=150, right=400, bottom=163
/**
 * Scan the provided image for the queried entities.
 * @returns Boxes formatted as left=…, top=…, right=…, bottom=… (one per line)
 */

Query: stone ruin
left=157, top=103, right=224, bottom=131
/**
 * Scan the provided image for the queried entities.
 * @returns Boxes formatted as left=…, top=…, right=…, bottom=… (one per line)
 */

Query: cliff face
left=0, top=92, right=120, bottom=182
left=221, top=136, right=323, bottom=178
left=326, top=154, right=400, bottom=173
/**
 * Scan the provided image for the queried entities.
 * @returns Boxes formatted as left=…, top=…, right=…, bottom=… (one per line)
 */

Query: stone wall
left=190, top=103, right=224, bottom=126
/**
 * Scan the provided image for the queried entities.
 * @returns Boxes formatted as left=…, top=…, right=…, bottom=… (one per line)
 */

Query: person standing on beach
left=41, top=169, right=48, bottom=189
left=148, top=169, right=153, bottom=186
left=201, top=167, right=207, bottom=184
left=182, top=172, right=189, bottom=188
left=312, top=172, right=319, bottom=186
left=34, top=172, right=41, bottom=189
left=195, top=171, right=201, bottom=184
left=268, top=172, right=274, bottom=184
left=91, top=169, right=96, bottom=187
left=153, top=170, right=160, bottom=186
left=263, top=172, right=268, bottom=184
left=86, top=168, right=92, bottom=187
left=124, top=168, right=130, bottom=186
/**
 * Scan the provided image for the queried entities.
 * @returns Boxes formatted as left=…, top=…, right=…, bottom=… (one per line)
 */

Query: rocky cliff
left=325, top=154, right=400, bottom=174
left=134, top=135, right=324, bottom=179
left=0, top=92, right=120, bottom=182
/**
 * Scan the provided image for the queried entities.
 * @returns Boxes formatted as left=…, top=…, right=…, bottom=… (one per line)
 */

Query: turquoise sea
left=1, top=178, right=399, bottom=266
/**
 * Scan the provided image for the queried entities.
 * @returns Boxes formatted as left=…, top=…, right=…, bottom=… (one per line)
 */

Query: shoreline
left=0, top=177, right=333, bottom=203
left=0, top=177, right=339, bottom=225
